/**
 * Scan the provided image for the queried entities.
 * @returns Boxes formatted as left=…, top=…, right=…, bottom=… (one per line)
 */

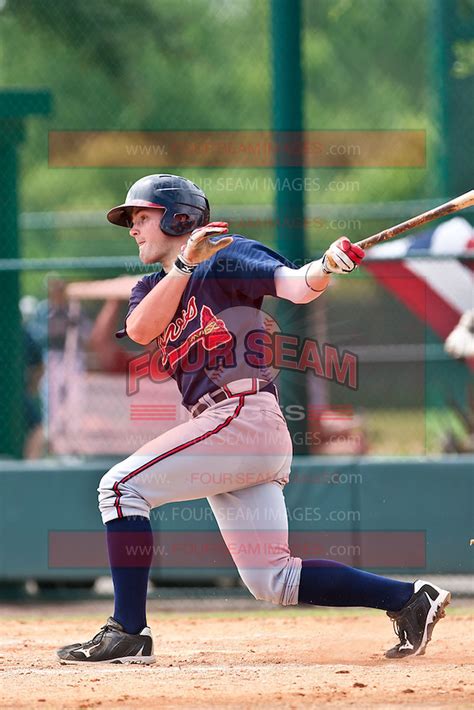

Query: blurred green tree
left=0, top=0, right=470, bottom=263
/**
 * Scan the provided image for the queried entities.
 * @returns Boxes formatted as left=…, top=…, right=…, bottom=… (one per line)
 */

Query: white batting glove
left=181, top=222, right=233, bottom=265
left=322, top=237, right=365, bottom=274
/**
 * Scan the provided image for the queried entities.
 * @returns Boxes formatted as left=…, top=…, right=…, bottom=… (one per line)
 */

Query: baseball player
left=57, top=174, right=450, bottom=664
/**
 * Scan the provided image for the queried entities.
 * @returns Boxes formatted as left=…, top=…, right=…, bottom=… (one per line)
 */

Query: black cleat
left=57, top=617, right=155, bottom=664
left=385, top=580, right=451, bottom=659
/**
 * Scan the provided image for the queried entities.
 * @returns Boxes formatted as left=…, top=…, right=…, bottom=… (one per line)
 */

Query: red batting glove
left=339, top=237, right=365, bottom=266
left=322, top=237, right=365, bottom=274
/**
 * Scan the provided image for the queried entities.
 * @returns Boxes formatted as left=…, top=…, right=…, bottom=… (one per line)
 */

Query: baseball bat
left=356, top=189, right=474, bottom=250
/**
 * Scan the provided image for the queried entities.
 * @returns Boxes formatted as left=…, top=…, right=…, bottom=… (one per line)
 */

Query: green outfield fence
left=0, top=456, right=472, bottom=589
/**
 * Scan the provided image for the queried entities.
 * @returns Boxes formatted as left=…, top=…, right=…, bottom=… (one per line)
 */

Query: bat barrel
left=356, top=189, right=474, bottom=250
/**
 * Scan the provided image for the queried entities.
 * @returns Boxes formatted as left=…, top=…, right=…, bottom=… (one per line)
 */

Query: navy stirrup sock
left=106, top=516, right=153, bottom=635
left=298, top=559, right=414, bottom=612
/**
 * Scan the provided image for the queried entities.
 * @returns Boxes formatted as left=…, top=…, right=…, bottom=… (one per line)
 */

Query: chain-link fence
left=5, top=246, right=471, bottom=460
left=0, top=0, right=473, bottom=458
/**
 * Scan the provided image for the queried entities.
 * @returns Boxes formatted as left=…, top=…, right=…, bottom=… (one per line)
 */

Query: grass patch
left=365, top=408, right=470, bottom=455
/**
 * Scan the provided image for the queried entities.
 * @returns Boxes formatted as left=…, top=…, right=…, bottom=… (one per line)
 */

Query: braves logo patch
left=158, top=299, right=232, bottom=371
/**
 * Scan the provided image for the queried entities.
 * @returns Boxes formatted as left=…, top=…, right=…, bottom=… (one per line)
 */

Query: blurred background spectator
left=20, top=296, right=44, bottom=459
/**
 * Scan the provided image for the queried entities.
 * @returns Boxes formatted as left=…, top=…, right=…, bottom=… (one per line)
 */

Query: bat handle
left=355, top=232, right=394, bottom=250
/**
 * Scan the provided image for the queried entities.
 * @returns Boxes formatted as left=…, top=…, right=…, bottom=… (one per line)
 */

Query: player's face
left=129, top=208, right=170, bottom=264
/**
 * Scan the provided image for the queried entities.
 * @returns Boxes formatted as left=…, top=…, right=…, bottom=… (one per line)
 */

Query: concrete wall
left=0, top=456, right=472, bottom=582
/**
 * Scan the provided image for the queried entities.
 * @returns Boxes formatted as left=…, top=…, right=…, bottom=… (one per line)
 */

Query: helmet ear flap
left=172, top=213, right=195, bottom=234
left=160, top=206, right=208, bottom=236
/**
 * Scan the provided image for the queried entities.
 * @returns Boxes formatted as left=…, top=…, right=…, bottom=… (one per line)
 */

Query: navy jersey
left=117, top=236, right=295, bottom=407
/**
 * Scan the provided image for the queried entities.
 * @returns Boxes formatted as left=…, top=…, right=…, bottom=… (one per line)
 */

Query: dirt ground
left=0, top=600, right=472, bottom=710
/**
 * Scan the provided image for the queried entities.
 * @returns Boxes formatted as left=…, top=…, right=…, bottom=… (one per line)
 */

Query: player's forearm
left=274, top=261, right=330, bottom=304
left=126, top=270, right=191, bottom=344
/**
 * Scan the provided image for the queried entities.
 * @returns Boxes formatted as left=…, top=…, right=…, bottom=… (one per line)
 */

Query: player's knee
left=240, top=568, right=284, bottom=605
left=97, top=468, right=117, bottom=513
left=238, top=556, right=301, bottom=606
left=97, top=461, right=130, bottom=513
left=98, top=469, right=113, bottom=493
left=97, top=461, right=152, bottom=522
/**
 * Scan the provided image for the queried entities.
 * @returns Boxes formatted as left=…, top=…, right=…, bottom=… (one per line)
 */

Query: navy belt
left=191, top=379, right=277, bottom=418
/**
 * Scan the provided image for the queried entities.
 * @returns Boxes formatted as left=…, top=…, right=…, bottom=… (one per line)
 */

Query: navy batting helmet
left=107, top=174, right=210, bottom=236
